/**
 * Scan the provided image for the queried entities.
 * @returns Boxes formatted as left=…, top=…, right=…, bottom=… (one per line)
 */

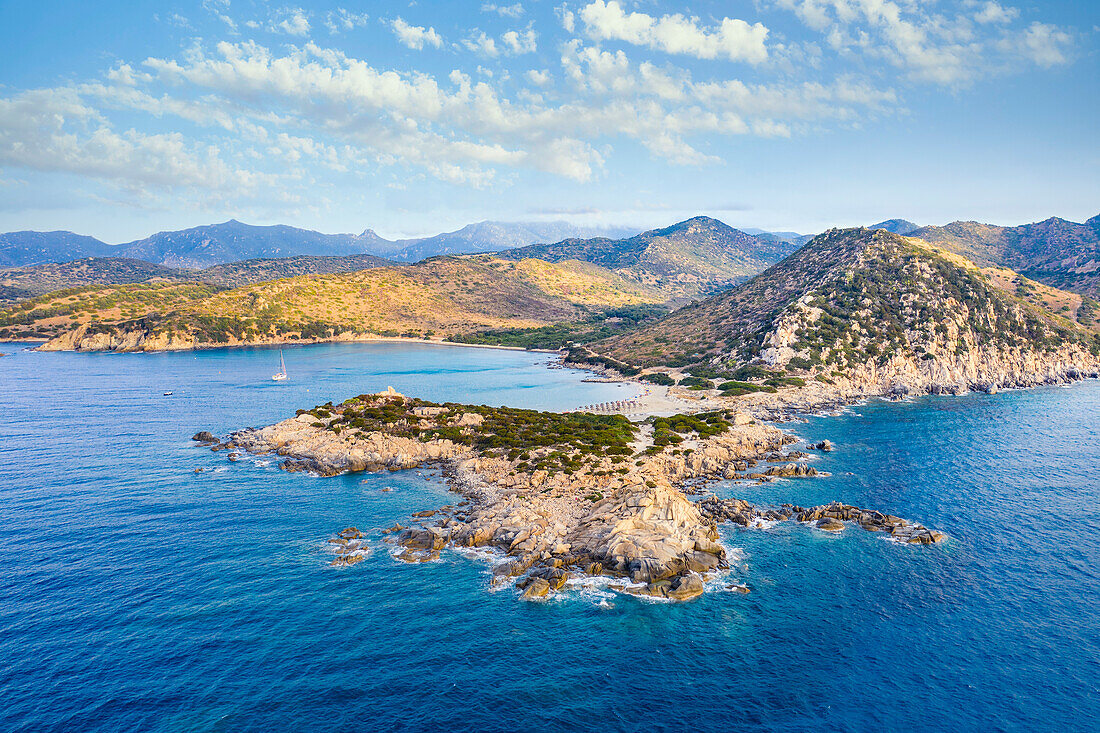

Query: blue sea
left=1, top=342, right=1097, bottom=732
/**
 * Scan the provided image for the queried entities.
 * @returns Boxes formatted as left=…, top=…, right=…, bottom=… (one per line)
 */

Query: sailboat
left=272, top=349, right=288, bottom=381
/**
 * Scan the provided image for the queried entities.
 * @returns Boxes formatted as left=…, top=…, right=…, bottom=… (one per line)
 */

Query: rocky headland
left=212, top=387, right=944, bottom=602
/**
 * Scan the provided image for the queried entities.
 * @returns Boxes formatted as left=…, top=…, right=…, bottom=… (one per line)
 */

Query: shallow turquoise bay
left=1, top=342, right=1097, bottom=731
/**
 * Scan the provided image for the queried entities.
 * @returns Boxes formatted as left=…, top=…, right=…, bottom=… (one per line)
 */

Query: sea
left=1, top=341, right=1097, bottom=732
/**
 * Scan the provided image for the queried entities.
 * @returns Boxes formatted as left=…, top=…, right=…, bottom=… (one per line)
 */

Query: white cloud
left=776, top=0, right=1072, bottom=86
left=325, top=9, right=369, bottom=33
left=482, top=3, right=524, bottom=18
left=0, top=28, right=917, bottom=202
left=559, top=6, right=576, bottom=33
left=502, top=29, right=537, bottom=54
left=1018, top=22, right=1072, bottom=67
left=578, top=1, right=769, bottom=64
left=0, top=88, right=259, bottom=192
left=463, top=32, right=500, bottom=57
left=391, top=18, right=444, bottom=50
left=973, top=1, right=1018, bottom=25
left=246, top=6, right=311, bottom=37
left=276, top=8, right=310, bottom=37
left=202, top=0, right=237, bottom=32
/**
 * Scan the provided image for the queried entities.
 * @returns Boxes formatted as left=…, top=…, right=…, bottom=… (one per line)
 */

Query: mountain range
left=909, top=215, right=1100, bottom=297
left=0, top=220, right=638, bottom=270
left=499, top=216, right=800, bottom=301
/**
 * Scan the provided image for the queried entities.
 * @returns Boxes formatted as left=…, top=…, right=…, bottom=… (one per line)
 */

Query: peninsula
left=211, top=387, right=944, bottom=602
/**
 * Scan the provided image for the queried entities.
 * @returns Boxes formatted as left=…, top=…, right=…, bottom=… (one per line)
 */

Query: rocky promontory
left=215, top=387, right=944, bottom=602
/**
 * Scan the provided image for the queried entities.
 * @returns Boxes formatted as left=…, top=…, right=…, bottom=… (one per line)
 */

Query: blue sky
left=0, top=0, right=1096, bottom=242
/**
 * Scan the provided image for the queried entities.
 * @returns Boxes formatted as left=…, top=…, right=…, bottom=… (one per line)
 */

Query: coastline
left=19, top=329, right=563, bottom=355
left=214, top=386, right=947, bottom=602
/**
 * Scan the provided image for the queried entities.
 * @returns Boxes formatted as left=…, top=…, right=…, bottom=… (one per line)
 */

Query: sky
left=0, top=0, right=1096, bottom=242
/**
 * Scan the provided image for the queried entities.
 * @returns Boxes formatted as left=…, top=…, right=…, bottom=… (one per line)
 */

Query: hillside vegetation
left=500, top=216, right=797, bottom=301
left=0, top=253, right=396, bottom=300
left=0, top=258, right=184, bottom=300
left=592, top=228, right=1100, bottom=383
left=910, top=215, right=1100, bottom=297
left=0, top=256, right=664, bottom=348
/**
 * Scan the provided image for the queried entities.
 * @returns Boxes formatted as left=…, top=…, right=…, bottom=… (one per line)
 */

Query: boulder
left=522, top=578, right=551, bottom=600
left=191, top=431, right=217, bottom=443
left=816, top=517, right=845, bottom=532
left=665, top=572, right=705, bottom=601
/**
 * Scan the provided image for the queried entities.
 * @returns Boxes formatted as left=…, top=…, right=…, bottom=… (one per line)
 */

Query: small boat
left=272, top=350, right=288, bottom=381
left=163, top=391, right=173, bottom=396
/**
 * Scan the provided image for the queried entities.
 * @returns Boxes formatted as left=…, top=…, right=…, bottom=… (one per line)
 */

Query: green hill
left=0, top=256, right=667, bottom=349
left=194, top=253, right=393, bottom=287
left=0, top=258, right=183, bottom=300
left=590, top=228, right=1099, bottom=390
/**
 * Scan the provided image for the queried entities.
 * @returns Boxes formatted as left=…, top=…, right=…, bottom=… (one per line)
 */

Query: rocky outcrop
left=696, top=497, right=945, bottom=544
left=38, top=323, right=197, bottom=352
left=231, top=410, right=468, bottom=476
left=328, top=527, right=371, bottom=567
left=221, top=390, right=946, bottom=602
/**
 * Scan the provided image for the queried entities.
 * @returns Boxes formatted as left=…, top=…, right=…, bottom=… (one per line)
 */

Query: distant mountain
left=499, top=216, right=799, bottom=301
left=380, top=221, right=639, bottom=262
left=910, top=214, right=1100, bottom=297
left=117, top=220, right=383, bottom=269
left=740, top=228, right=804, bottom=243
left=0, top=219, right=640, bottom=269
left=591, top=228, right=1099, bottom=393
left=0, top=231, right=113, bottom=267
left=869, top=219, right=920, bottom=235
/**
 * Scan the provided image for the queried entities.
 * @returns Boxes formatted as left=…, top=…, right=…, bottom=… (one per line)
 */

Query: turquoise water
left=1, top=342, right=1098, bottom=731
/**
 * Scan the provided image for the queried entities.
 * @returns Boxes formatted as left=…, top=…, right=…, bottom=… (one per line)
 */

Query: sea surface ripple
left=1, top=342, right=1097, bottom=731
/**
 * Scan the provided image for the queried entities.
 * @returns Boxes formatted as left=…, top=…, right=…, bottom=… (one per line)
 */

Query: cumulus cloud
left=578, top=1, right=769, bottom=64
left=0, top=88, right=259, bottom=192
left=0, top=32, right=911, bottom=200
left=463, top=32, right=500, bottom=57
left=502, top=28, right=538, bottom=54
left=391, top=18, right=444, bottom=50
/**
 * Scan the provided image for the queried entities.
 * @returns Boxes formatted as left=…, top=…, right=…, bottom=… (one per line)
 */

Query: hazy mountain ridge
left=0, top=220, right=640, bottom=269
left=592, top=228, right=1099, bottom=391
left=378, top=221, right=639, bottom=262
left=0, top=231, right=115, bottom=267
left=499, top=216, right=800, bottom=301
